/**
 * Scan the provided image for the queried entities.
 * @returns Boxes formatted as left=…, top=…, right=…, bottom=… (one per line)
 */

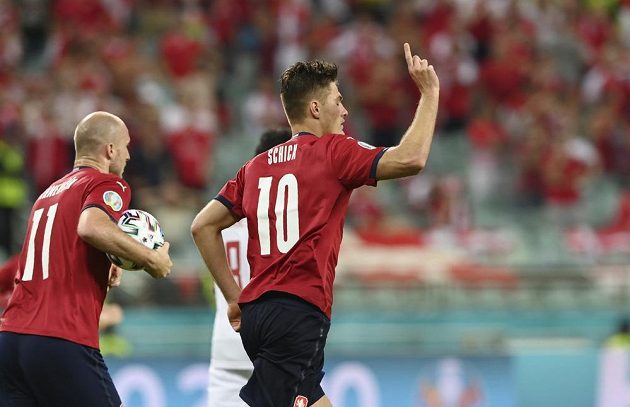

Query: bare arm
left=191, top=199, right=241, bottom=309
left=77, top=207, right=172, bottom=278
left=376, top=43, right=440, bottom=180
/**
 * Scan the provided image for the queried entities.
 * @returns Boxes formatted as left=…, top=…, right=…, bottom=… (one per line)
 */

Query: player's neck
left=73, top=158, right=107, bottom=173
left=291, top=121, right=323, bottom=138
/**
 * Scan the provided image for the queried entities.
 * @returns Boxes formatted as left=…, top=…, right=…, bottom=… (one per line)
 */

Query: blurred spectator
left=206, top=0, right=250, bottom=52
left=587, top=101, right=630, bottom=183
left=123, top=105, right=176, bottom=206
left=466, top=0, right=494, bottom=63
left=18, top=0, right=49, bottom=68
left=99, top=302, right=132, bottom=358
left=355, top=53, right=407, bottom=146
left=25, top=107, right=72, bottom=195
left=542, top=135, right=599, bottom=228
left=327, top=11, right=396, bottom=86
left=466, top=102, right=507, bottom=204
left=2, top=0, right=630, bottom=294
left=515, top=124, right=547, bottom=207
left=348, top=187, right=423, bottom=246
left=478, top=22, right=531, bottom=110
left=242, top=76, right=286, bottom=138
left=604, top=191, right=630, bottom=234
left=274, top=0, right=311, bottom=75
left=0, top=124, right=27, bottom=256
left=159, top=10, right=206, bottom=80
left=402, top=174, right=471, bottom=235
left=166, top=125, right=214, bottom=191
left=605, top=318, right=630, bottom=348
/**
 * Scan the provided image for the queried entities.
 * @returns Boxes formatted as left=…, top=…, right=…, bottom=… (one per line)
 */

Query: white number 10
left=23, top=203, right=58, bottom=281
left=257, top=174, right=300, bottom=255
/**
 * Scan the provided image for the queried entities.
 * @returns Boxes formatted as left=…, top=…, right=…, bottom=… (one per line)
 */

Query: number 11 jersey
left=216, top=133, right=386, bottom=318
left=0, top=167, right=131, bottom=349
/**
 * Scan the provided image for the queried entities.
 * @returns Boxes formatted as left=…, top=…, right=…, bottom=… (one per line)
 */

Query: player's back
left=226, top=133, right=384, bottom=317
left=0, top=167, right=130, bottom=349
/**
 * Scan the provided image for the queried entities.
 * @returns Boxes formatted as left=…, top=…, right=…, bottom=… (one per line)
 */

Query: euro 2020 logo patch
left=103, top=190, right=123, bottom=212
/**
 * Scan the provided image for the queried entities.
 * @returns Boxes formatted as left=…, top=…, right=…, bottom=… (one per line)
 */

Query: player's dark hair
left=254, top=128, right=292, bottom=156
left=280, top=61, right=338, bottom=124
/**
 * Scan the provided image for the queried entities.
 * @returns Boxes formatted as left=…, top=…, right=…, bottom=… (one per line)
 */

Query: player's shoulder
left=321, top=133, right=364, bottom=143
left=83, top=169, right=129, bottom=189
left=321, top=133, right=356, bottom=146
left=321, top=133, right=346, bottom=141
left=320, top=134, right=378, bottom=151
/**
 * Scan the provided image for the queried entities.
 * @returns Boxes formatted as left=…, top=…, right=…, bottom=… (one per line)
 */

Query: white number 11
left=23, top=203, right=58, bottom=281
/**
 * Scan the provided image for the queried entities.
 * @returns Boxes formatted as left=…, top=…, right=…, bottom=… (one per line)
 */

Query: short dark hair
left=254, top=128, right=292, bottom=156
left=280, top=61, right=338, bottom=124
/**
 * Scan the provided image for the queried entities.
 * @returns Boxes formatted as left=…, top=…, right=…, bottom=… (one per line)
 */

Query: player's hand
left=145, top=242, right=173, bottom=279
left=228, top=302, right=241, bottom=332
left=404, top=43, right=439, bottom=95
left=108, top=264, right=123, bottom=288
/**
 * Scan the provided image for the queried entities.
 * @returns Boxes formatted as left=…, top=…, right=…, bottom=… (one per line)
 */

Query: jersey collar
left=292, top=131, right=315, bottom=139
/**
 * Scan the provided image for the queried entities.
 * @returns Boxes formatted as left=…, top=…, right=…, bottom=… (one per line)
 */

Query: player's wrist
left=141, top=249, right=160, bottom=272
left=225, top=294, right=240, bottom=305
left=419, top=88, right=439, bottom=99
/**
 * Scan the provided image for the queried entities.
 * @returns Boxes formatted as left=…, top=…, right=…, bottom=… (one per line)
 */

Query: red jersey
left=0, top=167, right=131, bottom=349
left=217, top=133, right=386, bottom=317
left=0, top=254, right=19, bottom=308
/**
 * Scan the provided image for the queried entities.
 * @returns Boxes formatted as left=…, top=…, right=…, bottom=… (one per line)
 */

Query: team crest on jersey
left=293, top=395, right=308, bottom=407
left=358, top=141, right=376, bottom=150
left=103, top=191, right=123, bottom=211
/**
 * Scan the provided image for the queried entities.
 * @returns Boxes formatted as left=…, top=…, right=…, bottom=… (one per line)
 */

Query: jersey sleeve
left=215, top=165, right=246, bottom=219
left=83, top=177, right=132, bottom=221
left=327, top=135, right=387, bottom=189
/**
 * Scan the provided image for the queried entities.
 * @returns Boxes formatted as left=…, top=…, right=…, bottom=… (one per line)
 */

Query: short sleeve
left=83, top=178, right=132, bottom=221
left=215, top=165, right=246, bottom=219
left=327, top=135, right=387, bottom=189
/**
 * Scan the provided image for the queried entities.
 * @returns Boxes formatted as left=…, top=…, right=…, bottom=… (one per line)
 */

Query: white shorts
left=208, top=364, right=252, bottom=407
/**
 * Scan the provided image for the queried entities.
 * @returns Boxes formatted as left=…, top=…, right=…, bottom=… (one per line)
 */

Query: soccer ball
left=106, top=209, right=165, bottom=271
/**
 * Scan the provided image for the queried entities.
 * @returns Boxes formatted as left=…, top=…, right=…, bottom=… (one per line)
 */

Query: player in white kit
left=207, top=128, right=292, bottom=407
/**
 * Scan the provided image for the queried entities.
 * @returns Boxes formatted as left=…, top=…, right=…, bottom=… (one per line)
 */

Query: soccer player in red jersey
left=207, top=128, right=292, bottom=407
left=0, top=111, right=173, bottom=406
left=191, top=43, right=439, bottom=407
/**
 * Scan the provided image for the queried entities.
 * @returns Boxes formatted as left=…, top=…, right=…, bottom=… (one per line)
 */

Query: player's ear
left=309, top=100, right=320, bottom=119
left=105, top=143, right=115, bottom=159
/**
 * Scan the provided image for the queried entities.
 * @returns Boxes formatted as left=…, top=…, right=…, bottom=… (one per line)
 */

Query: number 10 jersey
left=216, top=133, right=386, bottom=318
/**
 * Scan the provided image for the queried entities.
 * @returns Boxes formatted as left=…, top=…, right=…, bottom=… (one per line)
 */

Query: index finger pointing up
left=404, top=43, right=413, bottom=67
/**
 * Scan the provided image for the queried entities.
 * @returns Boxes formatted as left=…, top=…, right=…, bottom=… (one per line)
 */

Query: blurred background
left=2, top=0, right=630, bottom=405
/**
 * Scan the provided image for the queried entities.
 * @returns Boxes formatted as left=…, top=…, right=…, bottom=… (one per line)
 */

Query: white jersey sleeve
left=210, top=219, right=253, bottom=369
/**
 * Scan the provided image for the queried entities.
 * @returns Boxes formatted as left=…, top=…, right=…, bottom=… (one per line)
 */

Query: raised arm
left=191, top=199, right=242, bottom=331
left=376, top=43, right=440, bottom=180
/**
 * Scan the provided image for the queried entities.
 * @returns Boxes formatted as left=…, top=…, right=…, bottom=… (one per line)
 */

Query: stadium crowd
left=1, top=0, right=630, bottom=264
